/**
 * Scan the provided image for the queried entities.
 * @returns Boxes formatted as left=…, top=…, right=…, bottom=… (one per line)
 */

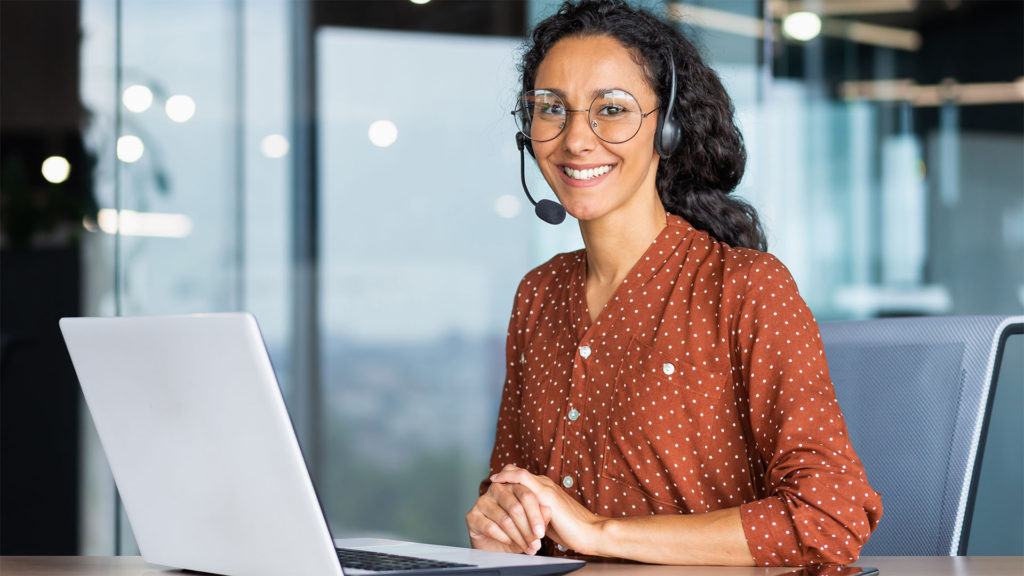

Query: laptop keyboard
left=336, top=547, right=476, bottom=572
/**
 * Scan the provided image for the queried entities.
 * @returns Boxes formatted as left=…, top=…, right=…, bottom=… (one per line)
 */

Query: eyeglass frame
left=511, top=88, right=661, bottom=144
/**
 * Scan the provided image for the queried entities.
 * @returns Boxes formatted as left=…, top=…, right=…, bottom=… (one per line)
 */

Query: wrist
left=579, top=515, right=614, bottom=557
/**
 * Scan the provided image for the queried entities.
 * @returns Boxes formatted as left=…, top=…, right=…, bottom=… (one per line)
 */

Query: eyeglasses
left=512, top=89, right=659, bottom=144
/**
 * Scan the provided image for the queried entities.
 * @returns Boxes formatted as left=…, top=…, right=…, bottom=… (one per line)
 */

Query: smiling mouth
left=562, top=165, right=614, bottom=181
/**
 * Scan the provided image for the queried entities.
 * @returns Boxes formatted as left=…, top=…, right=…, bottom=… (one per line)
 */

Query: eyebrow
left=536, top=87, right=631, bottom=101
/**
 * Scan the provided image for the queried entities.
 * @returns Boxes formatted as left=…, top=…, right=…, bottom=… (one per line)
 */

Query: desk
left=1, top=556, right=1020, bottom=575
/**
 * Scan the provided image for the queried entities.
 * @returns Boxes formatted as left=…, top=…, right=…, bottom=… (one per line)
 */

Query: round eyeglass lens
left=590, top=90, right=643, bottom=144
left=516, top=90, right=565, bottom=142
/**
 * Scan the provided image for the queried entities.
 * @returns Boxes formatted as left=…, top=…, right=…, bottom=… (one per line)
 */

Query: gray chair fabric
left=819, top=315, right=1023, bottom=556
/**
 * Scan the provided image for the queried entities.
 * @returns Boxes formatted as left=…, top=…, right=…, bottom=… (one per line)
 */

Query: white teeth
left=562, top=165, right=613, bottom=180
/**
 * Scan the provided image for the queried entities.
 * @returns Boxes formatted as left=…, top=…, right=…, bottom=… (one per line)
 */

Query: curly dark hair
left=521, top=0, right=767, bottom=251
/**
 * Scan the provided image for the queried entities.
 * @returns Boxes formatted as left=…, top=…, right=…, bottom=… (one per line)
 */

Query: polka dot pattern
left=481, top=215, right=882, bottom=566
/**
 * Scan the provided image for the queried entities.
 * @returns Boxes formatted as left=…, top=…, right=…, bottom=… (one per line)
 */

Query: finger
left=493, top=485, right=543, bottom=552
left=541, top=505, right=552, bottom=525
left=491, top=468, right=548, bottom=499
left=512, top=485, right=548, bottom=541
left=487, top=470, right=547, bottom=553
left=482, top=520, right=516, bottom=548
left=490, top=469, right=552, bottom=534
left=480, top=487, right=531, bottom=552
left=466, top=508, right=514, bottom=547
left=490, top=467, right=534, bottom=486
left=468, top=509, right=536, bottom=555
left=469, top=529, right=522, bottom=555
left=471, top=519, right=518, bottom=550
left=496, top=485, right=541, bottom=542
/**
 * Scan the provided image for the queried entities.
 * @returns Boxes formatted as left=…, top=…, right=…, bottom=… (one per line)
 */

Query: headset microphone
left=516, top=133, right=566, bottom=225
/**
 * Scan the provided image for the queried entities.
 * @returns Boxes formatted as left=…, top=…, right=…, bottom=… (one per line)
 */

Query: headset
left=654, top=54, right=681, bottom=159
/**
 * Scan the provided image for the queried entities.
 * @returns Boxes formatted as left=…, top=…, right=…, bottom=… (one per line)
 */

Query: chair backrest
left=819, top=315, right=1023, bottom=556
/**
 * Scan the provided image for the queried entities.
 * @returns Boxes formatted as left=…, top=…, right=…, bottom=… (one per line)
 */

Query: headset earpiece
left=654, top=55, right=681, bottom=159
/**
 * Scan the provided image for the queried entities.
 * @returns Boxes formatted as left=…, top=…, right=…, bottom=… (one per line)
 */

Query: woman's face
left=530, top=34, right=662, bottom=223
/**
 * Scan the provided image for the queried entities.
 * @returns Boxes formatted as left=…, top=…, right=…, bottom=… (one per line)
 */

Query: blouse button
left=579, top=345, right=591, bottom=359
left=568, top=408, right=580, bottom=422
left=562, top=475, right=574, bottom=488
left=662, top=362, right=675, bottom=375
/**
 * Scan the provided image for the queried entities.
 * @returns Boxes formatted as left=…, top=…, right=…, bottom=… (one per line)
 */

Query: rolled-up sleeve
left=735, top=254, right=883, bottom=566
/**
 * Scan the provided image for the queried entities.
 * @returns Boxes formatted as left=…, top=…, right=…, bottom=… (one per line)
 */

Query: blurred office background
left=1, top=0, right=1021, bottom=557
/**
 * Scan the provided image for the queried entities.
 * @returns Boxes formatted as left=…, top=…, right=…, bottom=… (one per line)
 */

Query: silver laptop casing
left=61, top=313, right=584, bottom=576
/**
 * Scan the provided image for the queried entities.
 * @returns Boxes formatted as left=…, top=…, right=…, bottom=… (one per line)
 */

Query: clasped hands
left=465, top=464, right=605, bottom=556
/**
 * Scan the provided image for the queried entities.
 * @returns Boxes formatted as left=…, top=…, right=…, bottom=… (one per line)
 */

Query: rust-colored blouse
left=483, top=215, right=882, bottom=566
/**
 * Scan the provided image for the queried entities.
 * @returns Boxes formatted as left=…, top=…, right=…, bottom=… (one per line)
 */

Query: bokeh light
left=261, top=134, right=290, bottom=159
left=122, top=85, right=154, bottom=113
left=41, top=156, right=71, bottom=184
left=117, top=135, right=145, bottom=163
left=368, top=120, right=398, bottom=148
left=165, top=95, right=196, bottom=123
left=783, top=12, right=822, bottom=41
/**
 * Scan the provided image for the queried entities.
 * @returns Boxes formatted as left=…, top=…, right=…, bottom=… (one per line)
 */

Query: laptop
left=60, top=313, right=584, bottom=576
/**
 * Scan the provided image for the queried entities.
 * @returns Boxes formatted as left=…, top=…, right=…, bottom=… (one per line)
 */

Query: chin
left=560, top=201, right=608, bottom=222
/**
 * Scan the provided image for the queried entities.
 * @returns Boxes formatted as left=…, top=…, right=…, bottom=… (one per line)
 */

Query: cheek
left=632, top=126, right=659, bottom=156
left=624, top=130, right=659, bottom=168
left=531, top=140, right=557, bottom=160
left=531, top=143, right=563, bottom=178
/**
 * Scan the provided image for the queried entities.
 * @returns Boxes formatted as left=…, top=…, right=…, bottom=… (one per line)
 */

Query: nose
left=561, top=110, right=596, bottom=155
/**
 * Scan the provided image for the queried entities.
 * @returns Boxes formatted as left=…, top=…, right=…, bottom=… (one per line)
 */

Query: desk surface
left=1, top=556, right=1021, bottom=576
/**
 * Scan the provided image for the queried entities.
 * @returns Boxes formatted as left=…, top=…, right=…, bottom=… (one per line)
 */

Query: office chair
left=819, top=315, right=1023, bottom=556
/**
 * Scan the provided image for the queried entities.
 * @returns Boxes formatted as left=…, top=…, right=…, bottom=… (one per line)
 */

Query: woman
left=465, top=0, right=881, bottom=567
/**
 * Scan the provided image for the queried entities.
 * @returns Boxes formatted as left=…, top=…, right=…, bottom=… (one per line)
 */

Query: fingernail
left=534, top=525, right=545, bottom=538
left=490, top=475, right=497, bottom=481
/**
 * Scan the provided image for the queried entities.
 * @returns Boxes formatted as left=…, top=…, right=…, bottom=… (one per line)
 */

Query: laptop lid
left=61, top=313, right=343, bottom=576
left=61, top=313, right=584, bottom=576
